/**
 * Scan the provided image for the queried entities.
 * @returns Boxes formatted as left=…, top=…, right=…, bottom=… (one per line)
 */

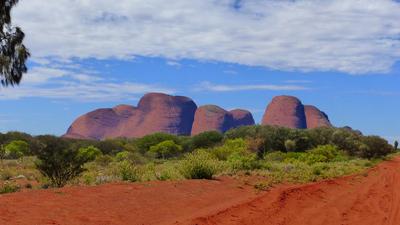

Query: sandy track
left=187, top=157, right=400, bottom=225
left=0, top=177, right=258, bottom=225
left=1, top=157, right=400, bottom=225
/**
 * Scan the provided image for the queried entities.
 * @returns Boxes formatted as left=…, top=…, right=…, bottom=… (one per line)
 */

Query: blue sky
left=1, top=0, right=400, bottom=142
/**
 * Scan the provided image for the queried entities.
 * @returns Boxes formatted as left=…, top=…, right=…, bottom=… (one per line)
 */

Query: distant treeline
left=0, top=126, right=395, bottom=159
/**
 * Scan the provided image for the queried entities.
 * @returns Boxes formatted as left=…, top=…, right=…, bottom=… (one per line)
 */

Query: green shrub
left=135, top=133, right=179, bottom=154
left=155, top=169, right=174, bottom=181
left=190, top=131, right=223, bottom=150
left=264, top=151, right=286, bottom=162
left=284, top=140, right=296, bottom=152
left=0, top=169, right=13, bottom=180
left=115, top=151, right=131, bottom=162
left=5, top=140, right=29, bottom=159
left=359, top=136, right=394, bottom=158
left=78, top=146, right=102, bottom=161
left=115, top=151, right=146, bottom=164
left=94, top=139, right=125, bottom=155
left=227, top=153, right=260, bottom=171
left=149, top=140, right=182, bottom=159
left=265, top=145, right=347, bottom=165
left=246, top=138, right=266, bottom=156
left=95, top=154, right=114, bottom=167
left=118, top=161, right=141, bottom=182
left=35, top=135, right=97, bottom=187
left=0, top=182, right=20, bottom=194
left=211, top=138, right=247, bottom=160
left=0, top=145, right=5, bottom=163
left=297, top=153, right=328, bottom=165
left=307, top=145, right=346, bottom=162
left=152, top=163, right=178, bottom=181
left=180, top=150, right=218, bottom=179
left=282, top=152, right=307, bottom=162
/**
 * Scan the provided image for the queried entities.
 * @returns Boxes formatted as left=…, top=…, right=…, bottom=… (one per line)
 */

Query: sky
left=1, top=0, right=400, bottom=142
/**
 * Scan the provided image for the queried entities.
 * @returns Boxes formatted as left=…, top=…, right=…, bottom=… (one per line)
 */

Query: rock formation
left=304, top=105, right=332, bottom=129
left=64, top=93, right=197, bottom=140
left=191, top=106, right=255, bottom=135
left=191, top=105, right=233, bottom=136
left=262, top=96, right=307, bottom=129
left=65, top=93, right=332, bottom=140
left=230, top=109, right=255, bottom=128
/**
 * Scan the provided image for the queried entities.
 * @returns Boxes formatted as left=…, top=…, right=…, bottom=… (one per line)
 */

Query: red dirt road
left=188, top=157, right=400, bottom=225
left=0, top=177, right=258, bottom=225
left=1, top=157, right=400, bottom=225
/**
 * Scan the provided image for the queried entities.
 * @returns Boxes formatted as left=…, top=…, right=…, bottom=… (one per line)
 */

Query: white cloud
left=12, top=0, right=400, bottom=74
left=0, top=65, right=174, bottom=102
left=0, top=82, right=174, bottom=102
left=23, top=67, right=69, bottom=84
left=166, top=61, right=182, bottom=67
left=196, top=81, right=309, bottom=92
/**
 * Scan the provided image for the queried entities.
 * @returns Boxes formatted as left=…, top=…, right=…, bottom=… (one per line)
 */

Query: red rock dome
left=64, top=108, right=123, bottom=140
left=230, top=109, right=255, bottom=128
left=191, top=105, right=233, bottom=136
left=191, top=106, right=255, bottom=136
left=304, top=105, right=332, bottom=128
left=64, top=93, right=197, bottom=140
left=133, top=93, right=197, bottom=137
left=261, top=95, right=307, bottom=129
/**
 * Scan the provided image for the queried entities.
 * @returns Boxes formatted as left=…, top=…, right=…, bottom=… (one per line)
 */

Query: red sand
left=2, top=157, right=400, bottom=225
left=188, top=157, right=400, bottom=225
left=0, top=177, right=258, bottom=225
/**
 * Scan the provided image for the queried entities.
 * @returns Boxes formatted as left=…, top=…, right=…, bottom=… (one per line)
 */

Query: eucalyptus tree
left=0, top=0, right=29, bottom=86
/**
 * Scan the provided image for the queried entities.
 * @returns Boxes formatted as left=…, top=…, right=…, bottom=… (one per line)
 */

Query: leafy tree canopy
left=1, top=0, right=30, bottom=86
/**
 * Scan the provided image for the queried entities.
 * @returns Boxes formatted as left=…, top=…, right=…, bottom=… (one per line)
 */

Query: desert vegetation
left=0, top=126, right=396, bottom=193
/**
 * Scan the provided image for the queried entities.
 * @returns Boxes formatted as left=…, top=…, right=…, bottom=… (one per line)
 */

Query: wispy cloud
left=196, top=81, right=309, bottom=92
left=13, top=0, right=400, bottom=74
left=166, top=61, right=182, bottom=67
left=0, top=64, right=174, bottom=102
left=0, top=82, right=174, bottom=102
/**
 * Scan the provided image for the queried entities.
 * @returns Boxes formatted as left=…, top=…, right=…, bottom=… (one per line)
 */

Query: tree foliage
left=189, top=131, right=223, bottom=150
left=34, top=136, right=96, bottom=187
left=0, top=144, right=5, bottom=163
left=135, top=133, right=179, bottom=154
left=1, top=0, right=30, bottom=86
left=284, top=139, right=296, bottom=152
left=77, top=145, right=102, bottom=161
left=225, top=126, right=393, bottom=158
left=180, top=150, right=218, bottom=180
left=5, top=140, right=28, bottom=159
left=149, top=140, right=182, bottom=159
